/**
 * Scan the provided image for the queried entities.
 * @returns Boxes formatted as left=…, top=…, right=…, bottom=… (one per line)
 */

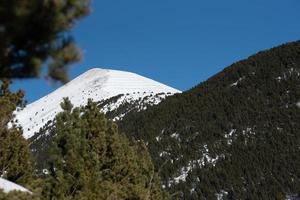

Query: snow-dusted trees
left=42, top=98, right=168, bottom=200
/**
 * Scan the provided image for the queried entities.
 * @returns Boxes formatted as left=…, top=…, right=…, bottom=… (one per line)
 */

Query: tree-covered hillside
left=119, top=41, right=300, bottom=199
left=30, top=92, right=171, bottom=170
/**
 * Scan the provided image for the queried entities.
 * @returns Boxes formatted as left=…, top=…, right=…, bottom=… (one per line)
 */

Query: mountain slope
left=119, top=41, right=300, bottom=199
left=15, top=68, right=180, bottom=139
left=19, top=68, right=180, bottom=171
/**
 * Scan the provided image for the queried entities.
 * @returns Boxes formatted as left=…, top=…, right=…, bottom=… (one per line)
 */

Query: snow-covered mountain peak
left=15, top=68, right=181, bottom=139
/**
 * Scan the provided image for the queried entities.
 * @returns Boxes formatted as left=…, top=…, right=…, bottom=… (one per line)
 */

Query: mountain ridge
left=19, top=40, right=300, bottom=199
left=119, top=40, right=300, bottom=199
left=15, top=68, right=181, bottom=138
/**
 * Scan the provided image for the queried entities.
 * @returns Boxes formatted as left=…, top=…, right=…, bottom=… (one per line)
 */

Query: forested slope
left=119, top=41, right=300, bottom=199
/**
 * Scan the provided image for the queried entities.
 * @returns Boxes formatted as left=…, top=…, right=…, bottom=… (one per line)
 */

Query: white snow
left=197, top=153, right=220, bottom=167
left=230, top=77, right=244, bottom=87
left=280, top=67, right=300, bottom=81
left=216, top=190, right=228, bottom=200
left=168, top=148, right=221, bottom=187
left=276, top=76, right=282, bottom=82
left=101, top=92, right=170, bottom=121
left=42, top=169, right=49, bottom=175
left=197, top=144, right=222, bottom=167
left=155, top=136, right=161, bottom=142
left=159, top=151, right=170, bottom=157
left=173, top=168, right=190, bottom=183
left=224, top=129, right=236, bottom=145
left=15, top=68, right=181, bottom=138
left=170, top=132, right=179, bottom=140
left=286, top=194, right=300, bottom=200
left=242, top=127, right=255, bottom=136
left=173, top=163, right=193, bottom=183
left=0, top=178, right=31, bottom=193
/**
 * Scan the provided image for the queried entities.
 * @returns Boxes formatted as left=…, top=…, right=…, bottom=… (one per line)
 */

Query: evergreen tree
left=119, top=40, right=300, bottom=199
left=0, top=0, right=90, bottom=83
left=0, top=80, right=34, bottom=186
left=42, top=98, right=168, bottom=200
left=0, top=189, right=37, bottom=200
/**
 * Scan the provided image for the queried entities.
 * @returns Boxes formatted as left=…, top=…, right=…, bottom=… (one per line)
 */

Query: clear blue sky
left=12, top=0, right=300, bottom=103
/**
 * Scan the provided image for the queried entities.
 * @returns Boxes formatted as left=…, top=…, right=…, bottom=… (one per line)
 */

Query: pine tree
left=0, top=189, right=37, bottom=200
left=42, top=98, right=168, bottom=200
left=0, top=80, right=34, bottom=186
left=0, top=0, right=90, bottom=83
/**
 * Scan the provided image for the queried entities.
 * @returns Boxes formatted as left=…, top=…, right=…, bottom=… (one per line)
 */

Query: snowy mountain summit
left=15, top=68, right=181, bottom=139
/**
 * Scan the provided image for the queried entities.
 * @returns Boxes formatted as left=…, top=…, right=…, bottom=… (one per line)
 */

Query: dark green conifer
left=0, top=80, right=34, bottom=186
left=0, top=0, right=90, bottom=83
left=43, top=98, right=168, bottom=200
left=0, top=189, right=37, bottom=200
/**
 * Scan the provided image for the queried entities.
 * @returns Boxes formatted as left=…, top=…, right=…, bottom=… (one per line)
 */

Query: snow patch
left=224, top=129, right=236, bottom=145
left=286, top=194, right=300, bottom=200
left=242, top=127, right=255, bottom=136
left=173, top=162, right=193, bottom=183
left=216, top=190, right=228, bottom=200
left=155, top=136, right=161, bottom=142
left=159, top=151, right=170, bottom=157
left=169, top=144, right=224, bottom=187
left=230, top=77, right=244, bottom=87
left=276, top=76, right=282, bottom=82
left=170, top=132, right=179, bottom=140
left=280, top=67, right=300, bottom=81
left=197, top=144, right=222, bottom=167
left=42, top=169, right=49, bottom=175
left=0, top=178, right=31, bottom=194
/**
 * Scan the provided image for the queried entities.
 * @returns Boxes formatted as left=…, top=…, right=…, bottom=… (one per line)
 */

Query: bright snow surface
left=15, top=68, right=181, bottom=138
left=0, top=178, right=31, bottom=193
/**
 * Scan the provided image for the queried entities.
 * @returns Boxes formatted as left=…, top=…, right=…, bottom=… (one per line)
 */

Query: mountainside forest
left=119, top=41, right=300, bottom=199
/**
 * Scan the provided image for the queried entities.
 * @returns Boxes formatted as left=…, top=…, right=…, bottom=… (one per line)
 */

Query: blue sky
left=12, top=0, right=300, bottom=103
